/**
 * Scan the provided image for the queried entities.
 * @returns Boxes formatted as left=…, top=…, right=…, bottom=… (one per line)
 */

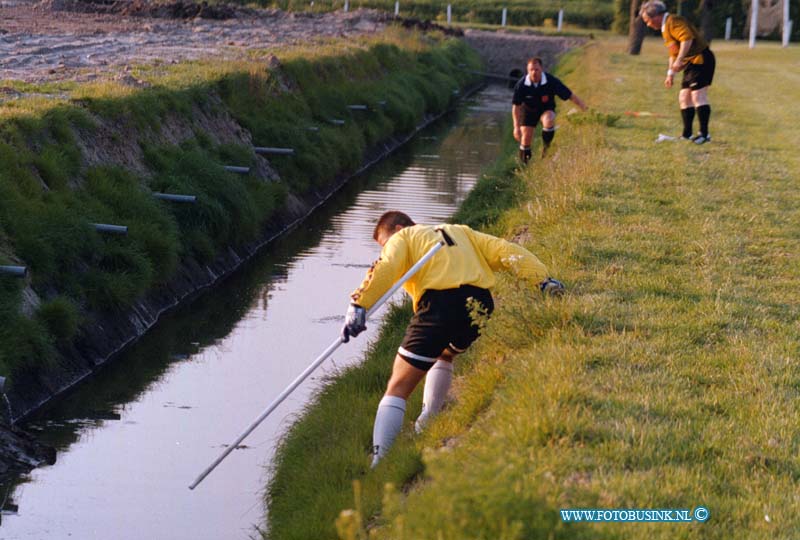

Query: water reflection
left=0, top=85, right=512, bottom=540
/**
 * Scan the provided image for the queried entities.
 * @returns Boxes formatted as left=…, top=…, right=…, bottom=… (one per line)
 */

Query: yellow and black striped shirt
left=662, top=13, right=709, bottom=64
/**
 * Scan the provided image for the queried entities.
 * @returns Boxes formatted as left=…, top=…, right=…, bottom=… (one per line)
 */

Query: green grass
left=0, top=28, right=482, bottom=383
left=265, top=37, right=800, bottom=539
left=376, top=38, right=800, bottom=539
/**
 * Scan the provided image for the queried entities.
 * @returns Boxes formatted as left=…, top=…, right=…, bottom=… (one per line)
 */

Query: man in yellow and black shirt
left=641, top=0, right=716, bottom=144
left=341, top=210, right=564, bottom=466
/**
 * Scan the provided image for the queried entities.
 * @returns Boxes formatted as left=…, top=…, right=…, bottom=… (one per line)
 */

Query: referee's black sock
left=523, top=146, right=532, bottom=163
left=696, top=105, right=711, bottom=137
left=541, top=128, right=555, bottom=157
left=542, top=127, right=555, bottom=146
left=681, top=107, right=695, bottom=138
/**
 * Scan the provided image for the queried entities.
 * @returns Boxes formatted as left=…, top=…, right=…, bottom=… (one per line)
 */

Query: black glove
left=539, top=277, right=566, bottom=297
left=341, top=304, right=367, bottom=343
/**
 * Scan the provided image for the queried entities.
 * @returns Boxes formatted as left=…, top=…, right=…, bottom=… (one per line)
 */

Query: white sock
left=371, top=395, right=406, bottom=467
left=414, top=360, right=453, bottom=434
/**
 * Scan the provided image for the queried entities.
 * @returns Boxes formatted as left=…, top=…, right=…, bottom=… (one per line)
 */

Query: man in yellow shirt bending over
left=341, top=210, right=564, bottom=467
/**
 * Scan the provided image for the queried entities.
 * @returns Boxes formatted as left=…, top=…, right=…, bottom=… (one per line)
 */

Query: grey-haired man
left=641, top=0, right=716, bottom=144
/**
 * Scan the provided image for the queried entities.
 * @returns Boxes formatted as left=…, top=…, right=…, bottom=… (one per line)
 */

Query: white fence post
left=344, top=0, right=349, bottom=12
left=501, top=7, right=507, bottom=26
left=783, top=0, right=792, bottom=46
left=725, top=17, right=732, bottom=40
left=557, top=9, right=564, bottom=31
left=447, top=4, right=451, bottom=24
left=394, top=1, right=399, bottom=16
left=749, top=0, right=758, bottom=48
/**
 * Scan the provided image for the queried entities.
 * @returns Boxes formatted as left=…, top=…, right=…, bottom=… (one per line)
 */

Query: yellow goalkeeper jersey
left=349, top=223, right=549, bottom=311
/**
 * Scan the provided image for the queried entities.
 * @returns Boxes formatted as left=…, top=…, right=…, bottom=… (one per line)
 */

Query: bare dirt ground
left=0, top=0, right=395, bottom=84
left=0, top=0, right=578, bottom=90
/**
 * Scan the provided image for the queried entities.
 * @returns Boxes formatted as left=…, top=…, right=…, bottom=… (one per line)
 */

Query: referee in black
left=512, top=57, right=587, bottom=163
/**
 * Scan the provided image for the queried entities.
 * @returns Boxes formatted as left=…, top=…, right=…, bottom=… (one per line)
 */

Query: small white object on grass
left=655, top=133, right=677, bottom=143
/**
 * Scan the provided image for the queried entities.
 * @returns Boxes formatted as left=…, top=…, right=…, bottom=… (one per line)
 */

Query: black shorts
left=521, top=106, right=554, bottom=127
left=398, top=285, right=494, bottom=371
left=682, top=48, right=715, bottom=90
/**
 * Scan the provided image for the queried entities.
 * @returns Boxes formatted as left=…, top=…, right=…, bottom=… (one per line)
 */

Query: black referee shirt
left=511, top=72, right=573, bottom=116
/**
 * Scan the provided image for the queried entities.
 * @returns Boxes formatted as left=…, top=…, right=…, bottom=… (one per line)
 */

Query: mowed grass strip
left=359, top=38, right=800, bottom=539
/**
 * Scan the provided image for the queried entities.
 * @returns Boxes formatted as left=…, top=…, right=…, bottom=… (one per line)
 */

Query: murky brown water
left=0, top=85, right=510, bottom=539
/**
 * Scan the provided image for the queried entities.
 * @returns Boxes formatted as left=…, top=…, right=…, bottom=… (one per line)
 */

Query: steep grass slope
left=267, top=37, right=800, bottom=540
left=372, top=38, right=800, bottom=540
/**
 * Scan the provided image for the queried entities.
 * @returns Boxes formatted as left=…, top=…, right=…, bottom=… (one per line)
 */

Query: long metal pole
left=189, top=240, right=446, bottom=490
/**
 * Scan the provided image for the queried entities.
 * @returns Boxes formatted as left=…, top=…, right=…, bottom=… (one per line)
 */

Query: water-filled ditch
left=0, top=84, right=511, bottom=540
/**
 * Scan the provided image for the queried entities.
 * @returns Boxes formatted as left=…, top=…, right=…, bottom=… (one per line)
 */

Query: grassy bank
left=0, top=28, right=481, bottom=384
left=266, top=37, right=800, bottom=539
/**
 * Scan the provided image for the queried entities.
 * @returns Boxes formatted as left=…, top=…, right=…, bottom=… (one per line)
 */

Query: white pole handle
left=188, top=240, right=446, bottom=490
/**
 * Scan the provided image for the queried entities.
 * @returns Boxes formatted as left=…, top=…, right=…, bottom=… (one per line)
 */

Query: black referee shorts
left=398, top=285, right=494, bottom=371
left=521, top=105, right=554, bottom=127
left=521, top=106, right=541, bottom=127
left=682, top=48, right=715, bottom=90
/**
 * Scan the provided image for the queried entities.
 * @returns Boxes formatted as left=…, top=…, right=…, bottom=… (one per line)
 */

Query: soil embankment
left=0, top=1, right=391, bottom=84
left=0, top=1, right=583, bottom=88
